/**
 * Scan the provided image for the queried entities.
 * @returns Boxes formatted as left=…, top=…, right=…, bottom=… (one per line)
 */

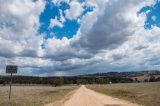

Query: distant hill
left=0, top=70, right=160, bottom=85
left=81, top=70, right=160, bottom=77
left=81, top=70, right=160, bottom=82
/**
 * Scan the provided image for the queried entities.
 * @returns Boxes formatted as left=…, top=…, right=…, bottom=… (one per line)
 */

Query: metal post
left=9, top=73, right=13, bottom=100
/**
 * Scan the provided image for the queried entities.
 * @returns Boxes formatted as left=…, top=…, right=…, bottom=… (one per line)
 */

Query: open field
left=0, top=85, right=78, bottom=106
left=0, top=83, right=159, bottom=106
left=132, top=75, right=160, bottom=82
left=87, top=82, right=160, bottom=106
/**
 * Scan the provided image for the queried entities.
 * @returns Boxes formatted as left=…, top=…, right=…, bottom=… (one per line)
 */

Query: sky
left=0, top=0, right=160, bottom=76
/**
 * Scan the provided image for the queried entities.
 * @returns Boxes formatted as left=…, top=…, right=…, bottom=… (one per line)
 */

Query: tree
left=76, top=79, right=87, bottom=85
left=144, top=79, right=149, bottom=82
left=95, top=77, right=109, bottom=84
left=59, top=77, right=64, bottom=86
left=149, top=76, right=156, bottom=82
left=52, top=77, right=64, bottom=87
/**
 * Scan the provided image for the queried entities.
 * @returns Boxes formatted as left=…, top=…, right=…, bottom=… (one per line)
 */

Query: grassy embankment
left=0, top=85, right=78, bottom=106
left=87, top=82, right=160, bottom=106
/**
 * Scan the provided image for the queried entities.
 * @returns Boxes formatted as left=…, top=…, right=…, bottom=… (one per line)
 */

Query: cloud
left=44, top=36, right=93, bottom=61
left=65, top=1, right=84, bottom=20
left=0, top=0, right=45, bottom=58
left=49, top=17, right=64, bottom=28
left=49, top=9, right=66, bottom=28
left=59, top=9, right=66, bottom=23
left=51, top=0, right=70, bottom=5
left=75, top=0, right=144, bottom=51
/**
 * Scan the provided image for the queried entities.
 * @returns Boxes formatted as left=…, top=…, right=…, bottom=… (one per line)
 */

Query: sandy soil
left=46, top=85, right=140, bottom=106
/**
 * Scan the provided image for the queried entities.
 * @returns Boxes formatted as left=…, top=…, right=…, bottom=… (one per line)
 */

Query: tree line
left=0, top=75, right=159, bottom=86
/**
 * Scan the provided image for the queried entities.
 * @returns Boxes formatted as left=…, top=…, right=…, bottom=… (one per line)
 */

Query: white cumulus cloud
left=49, top=17, right=64, bottom=28
left=65, top=1, right=84, bottom=20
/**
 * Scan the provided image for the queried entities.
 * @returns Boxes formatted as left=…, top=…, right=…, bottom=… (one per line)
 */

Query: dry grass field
left=87, top=82, right=160, bottom=106
left=0, top=85, right=78, bottom=106
left=132, top=75, right=160, bottom=82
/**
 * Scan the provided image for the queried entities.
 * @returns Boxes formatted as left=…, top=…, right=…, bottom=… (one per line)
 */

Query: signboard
left=6, top=65, right=18, bottom=73
left=6, top=65, right=18, bottom=100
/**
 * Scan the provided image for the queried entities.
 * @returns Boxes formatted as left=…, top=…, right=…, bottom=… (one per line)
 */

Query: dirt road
left=46, top=85, right=139, bottom=106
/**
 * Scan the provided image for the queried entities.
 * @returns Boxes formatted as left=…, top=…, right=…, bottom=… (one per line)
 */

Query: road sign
left=6, top=65, right=18, bottom=100
left=6, top=65, right=18, bottom=73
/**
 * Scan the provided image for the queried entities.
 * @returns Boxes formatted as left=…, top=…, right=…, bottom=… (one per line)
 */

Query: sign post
left=6, top=65, right=18, bottom=100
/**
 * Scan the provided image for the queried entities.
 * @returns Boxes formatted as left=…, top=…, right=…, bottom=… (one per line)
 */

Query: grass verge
left=87, top=82, right=160, bottom=106
left=0, top=85, right=78, bottom=106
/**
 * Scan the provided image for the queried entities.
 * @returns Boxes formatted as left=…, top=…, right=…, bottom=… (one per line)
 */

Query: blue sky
left=0, top=0, right=160, bottom=76
left=138, top=0, right=160, bottom=29
left=39, top=0, right=94, bottom=39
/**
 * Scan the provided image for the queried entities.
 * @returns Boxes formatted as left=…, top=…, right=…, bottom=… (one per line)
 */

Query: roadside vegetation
left=0, top=85, right=78, bottom=106
left=0, top=76, right=134, bottom=86
left=1, top=71, right=160, bottom=86
left=87, top=82, right=160, bottom=106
